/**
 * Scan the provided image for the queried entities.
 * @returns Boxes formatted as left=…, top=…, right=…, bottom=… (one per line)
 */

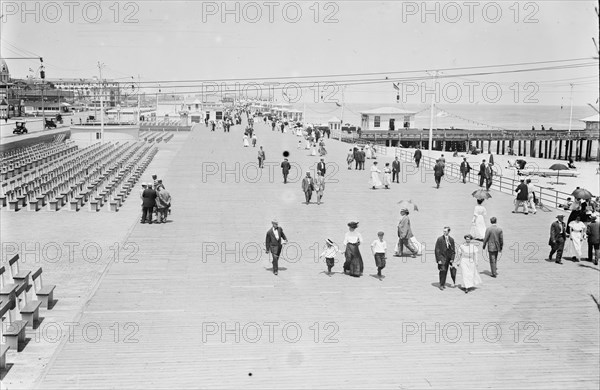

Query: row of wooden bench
left=3, top=142, right=158, bottom=213
left=1, top=142, right=121, bottom=209
left=1, top=142, right=79, bottom=181
left=1, top=255, right=55, bottom=371
left=1, top=142, right=114, bottom=199
left=139, top=131, right=174, bottom=143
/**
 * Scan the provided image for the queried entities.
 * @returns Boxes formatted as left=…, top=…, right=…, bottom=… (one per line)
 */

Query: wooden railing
left=329, top=130, right=574, bottom=210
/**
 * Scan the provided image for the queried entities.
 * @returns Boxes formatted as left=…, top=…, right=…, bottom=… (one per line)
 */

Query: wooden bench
left=15, top=282, right=41, bottom=328
left=8, top=199, right=20, bottom=211
left=28, top=199, right=40, bottom=211
left=69, top=199, right=80, bottom=211
left=89, top=199, right=100, bottom=212
left=2, top=295, right=27, bottom=352
left=32, top=268, right=55, bottom=310
left=8, top=255, right=34, bottom=290
left=48, top=198, right=60, bottom=211
left=0, top=266, right=18, bottom=309
left=1, top=299, right=11, bottom=370
left=0, top=343, right=8, bottom=371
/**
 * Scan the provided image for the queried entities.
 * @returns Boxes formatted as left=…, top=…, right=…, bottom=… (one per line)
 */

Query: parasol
left=549, top=163, right=569, bottom=184
left=472, top=189, right=492, bottom=200
left=571, top=188, right=593, bottom=200
left=397, top=200, right=419, bottom=211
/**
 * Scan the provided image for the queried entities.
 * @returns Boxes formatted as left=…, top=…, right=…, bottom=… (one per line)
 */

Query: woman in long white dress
left=470, top=199, right=487, bottom=241
left=564, top=215, right=587, bottom=261
left=370, top=162, right=382, bottom=189
left=382, top=163, right=392, bottom=189
left=455, top=234, right=482, bottom=293
left=243, top=134, right=250, bottom=147
left=310, top=142, right=317, bottom=156
left=365, top=143, right=373, bottom=159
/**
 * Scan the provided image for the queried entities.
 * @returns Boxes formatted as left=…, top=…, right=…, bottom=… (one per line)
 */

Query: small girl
left=298, top=140, right=302, bottom=149
left=252, top=134, right=257, bottom=147
left=319, top=239, right=340, bottom=275
left=371, top=231, right=387, bottom=278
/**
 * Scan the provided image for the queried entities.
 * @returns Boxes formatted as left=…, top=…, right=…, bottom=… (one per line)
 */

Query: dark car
left=44, top=119, right=57, bottom=129
left=13, top=121, right=28, bottom=134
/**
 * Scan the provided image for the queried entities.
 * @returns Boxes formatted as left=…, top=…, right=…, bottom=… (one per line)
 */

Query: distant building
left=579, top=114, right=599, bottom=131
left=359, top=107, right=416, bottom=131
left=45, top=77, right=120, bottom=108
left=327, top=116, right=342, bottom=132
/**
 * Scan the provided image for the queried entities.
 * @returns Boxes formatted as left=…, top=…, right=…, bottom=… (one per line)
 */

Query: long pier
left=349, top=128, right=598, bottom=161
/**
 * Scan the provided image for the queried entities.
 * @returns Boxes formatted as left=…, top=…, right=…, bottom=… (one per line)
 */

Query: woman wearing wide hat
left=343, top=221, right=364, bottom=277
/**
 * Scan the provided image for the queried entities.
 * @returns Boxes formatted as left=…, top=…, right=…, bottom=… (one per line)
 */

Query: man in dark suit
left=392, top=157, right=400, bottom=183
left=359, top=148, right=366, bottom=170
left=549, top=215, right=567, bottom=264
left=301, top=171, right=314, bottom=205
left=316, top=158, right=326, bottom=177
left=460, top=157, right=471, bottom=183
left=433, top=159, right=444, bottom=189
left=281, top=158, right=291, bottom=184
left=434, top=226, right=456, bottom=290
left=513, top=179, right=529, bottom=214
left=413, top=148, right=422, bottom=168
left=484, top=162, right=494, bottom=191
left=586, top=215, right=599, bottom=265
left=141, top=184, right=157, bottom=224
left=265, top=219, right=287, bottom=275
left=478, top=159, right=486, bottom=187
left=353, top=147, right=360, bottom=170
left=482, top=217, right=503, bottom=277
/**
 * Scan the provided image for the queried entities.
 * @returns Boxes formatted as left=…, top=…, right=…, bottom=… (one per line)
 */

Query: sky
left=1, top=1, right=598, bottom=106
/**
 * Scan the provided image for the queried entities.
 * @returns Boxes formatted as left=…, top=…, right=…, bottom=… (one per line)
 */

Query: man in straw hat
left=395, top=208, right=418, bottom=258
left=549, top=214, right=567, bottom=264
left=265, top=219, right=288, bottom=275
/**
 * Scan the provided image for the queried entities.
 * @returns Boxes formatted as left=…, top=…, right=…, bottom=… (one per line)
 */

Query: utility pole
left=98, top=61, right=105, bottom=142
left=568, top=83, right=574, bottom=134
left=339, top=86, right=345, bottom=141
left=428, top=70, right=438, bottom=154
left=137, top=74, right=141, bottom=124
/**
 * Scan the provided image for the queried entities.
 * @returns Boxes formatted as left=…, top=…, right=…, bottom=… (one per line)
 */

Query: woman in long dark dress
left=343, top=221, right=364, bottom=277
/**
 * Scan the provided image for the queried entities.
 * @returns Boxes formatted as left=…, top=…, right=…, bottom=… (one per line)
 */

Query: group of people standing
left=140, top=175, right=172, bottom=224
left=346, top=143, right=377, bottom=170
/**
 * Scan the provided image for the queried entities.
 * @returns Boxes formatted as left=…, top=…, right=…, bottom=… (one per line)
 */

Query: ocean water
left=297, top=103, right=597, bottom=131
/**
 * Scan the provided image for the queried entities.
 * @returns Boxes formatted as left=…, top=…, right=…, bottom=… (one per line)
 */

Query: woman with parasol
left=469, top=199, right=488, bottom=241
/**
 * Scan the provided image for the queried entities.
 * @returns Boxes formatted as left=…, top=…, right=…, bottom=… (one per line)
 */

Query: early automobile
left=13, top=121, right=28, bottom=134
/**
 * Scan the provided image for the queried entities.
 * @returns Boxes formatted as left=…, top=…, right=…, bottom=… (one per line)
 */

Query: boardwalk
left=2, top=120, right=599, bottom=389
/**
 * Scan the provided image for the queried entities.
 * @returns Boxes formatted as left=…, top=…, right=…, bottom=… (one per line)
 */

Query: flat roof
left=579, top=114, right=599, bottom=123
left=359, top=107, right=416, bottom=115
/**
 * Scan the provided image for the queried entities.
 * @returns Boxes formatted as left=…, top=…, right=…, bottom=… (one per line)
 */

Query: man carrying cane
left=434, top=226, right=456, bottom=290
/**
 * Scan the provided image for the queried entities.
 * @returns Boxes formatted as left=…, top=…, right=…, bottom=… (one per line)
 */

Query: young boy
left=371, top=231, right=387, bottom=278
left=319, top=239, right=339, bottom=275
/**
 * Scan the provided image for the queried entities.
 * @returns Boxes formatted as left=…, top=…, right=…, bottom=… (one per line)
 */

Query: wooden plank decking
left=1, top=119, right=598, bottom=389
